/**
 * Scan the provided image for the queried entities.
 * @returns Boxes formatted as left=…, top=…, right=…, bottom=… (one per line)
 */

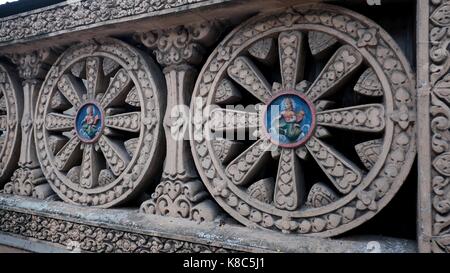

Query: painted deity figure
left=276, top=97, right=305, bottom=141
left=81, top=105, right=100, bottom=138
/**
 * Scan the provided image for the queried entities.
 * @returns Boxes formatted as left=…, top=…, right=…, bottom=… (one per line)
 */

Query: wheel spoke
left=316, top=104, right=385, bottom=133
left=79, top=144, right=101, bottom=189
left=86, top=57, right=105, bottom=100
left=225, top=138, right=272, bottom=186
left=100, top=68, right=132, bottom=108
left=45, top=113, right=75, bottom=132
left=279, top=31, right=305, bottom=89
left=209, top=108, right=259, bottom=132
left=227, top=56, right=272, bottom=103
left=274, top=148, right=305, bottom=210
left=306, top=137, right=363, bottom=194
left=98, top=135, right=130, bottom=176
left=0, top=114, right=6, bottom=130
left=305, top=45, right=363, bottom=102
left=105, top=111, right=141, bottom=132
left=55, top=136, right=81, bottom=172
left=0, top=95, right=6, bottom=111
left=57, top=74, right=84, bottom=108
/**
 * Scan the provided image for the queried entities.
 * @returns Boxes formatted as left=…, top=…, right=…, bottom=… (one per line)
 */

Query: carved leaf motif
left=433, top=152, right=450, bottom=177
left=212, top=138, right=244, bottom=164
left=354, top=68, right=383, bottom=97
left=124, top=138, right=139, bottom=158
left=355, top=139, right=383, bottom=170
left=98, top=169, right=115, bottom=187
left=214, top=79, right=242, bottom=105
left=308, top=31, right=338, bottom=57
left=67, top=166, right=81, bottom=184
left=248, top=38, right=276, bottom=64
left=50, top=91, right=71, bottom=111
left=48, top=135, right=69, bottom=154
left=306, top=182, right=338, bottom=208
left=125, top=87, right=140, bottom=107
left=247, top=178, right=274, bottom=204
left=431, top=3, right=450, bottom=26
left=433, top=74, right=450, bottom=104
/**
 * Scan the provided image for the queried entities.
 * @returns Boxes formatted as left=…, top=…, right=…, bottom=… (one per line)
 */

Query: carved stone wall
left=0, top=0, right=435, bottom=253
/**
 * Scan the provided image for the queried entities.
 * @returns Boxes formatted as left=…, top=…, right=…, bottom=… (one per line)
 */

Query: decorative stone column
left=138, top=23, right=221, bottom=222
left=4, top=49, right=57, bottom=199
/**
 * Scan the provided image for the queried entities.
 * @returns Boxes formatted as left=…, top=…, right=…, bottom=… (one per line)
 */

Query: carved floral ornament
left=427, top=0, right=450, bottom=252
left=34, top=38, right=166, bottom=207
left=190, top=4, right=416, bottom=236
left=0, top=0, right=209, bottom=45
left=0, top=63, right=22, bottom=185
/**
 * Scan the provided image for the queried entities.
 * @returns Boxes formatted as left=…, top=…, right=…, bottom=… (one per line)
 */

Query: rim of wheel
left=190, top=4, right=416, bottom=236
left=0, top=63, right=22, bottom=185
left=34, top=38, right=165, bottom=207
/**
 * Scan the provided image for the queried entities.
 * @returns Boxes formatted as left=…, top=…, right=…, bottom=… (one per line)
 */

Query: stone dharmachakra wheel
left=190, top=4, right=416, bottom=236
left=0, top=63, right=22, bottom=186
left=35, top=38, right=166, bottom=207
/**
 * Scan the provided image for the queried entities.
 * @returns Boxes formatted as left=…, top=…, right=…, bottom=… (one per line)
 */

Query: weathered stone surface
left=190, top=4, right=416, bottom=237
left=0, top=195, right=417, bottom=253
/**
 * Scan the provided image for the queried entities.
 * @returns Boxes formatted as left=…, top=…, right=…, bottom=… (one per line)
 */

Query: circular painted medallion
left=264, top=92, right=315, bottom=148
left=75, top=102, right=104, bottom=143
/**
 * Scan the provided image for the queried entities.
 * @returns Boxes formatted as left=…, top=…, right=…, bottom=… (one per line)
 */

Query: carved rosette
left=34, top=38, right=165, bottom=207
left=0, top=63, right=22, bottom=186
left=190, top=5, right=416, bottom=236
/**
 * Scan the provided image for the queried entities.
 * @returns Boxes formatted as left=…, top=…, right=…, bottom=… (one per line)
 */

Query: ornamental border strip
left=0, top=209, right=238, bottom=253
left=417, top=0, right=450, bottom=253
left=0, top=194, right=417, bottom=253
left=0, top=0, right=229, bottom=47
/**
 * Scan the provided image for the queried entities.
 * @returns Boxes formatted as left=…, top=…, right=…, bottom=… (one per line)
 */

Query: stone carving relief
left=33, top=38, right=166, bottom=207
left=190, top=5, right=416, bottom=236
left=3, top=49, right=57, bottom=199
left=0, top=63, right=22, bottom=188
left=0, top=209, right=235, bottom=253
left=420, top=0, right=450, bottom=253
left=0, top=0, right=211, bottom=45
left=137, top=22, right=221, bottom=222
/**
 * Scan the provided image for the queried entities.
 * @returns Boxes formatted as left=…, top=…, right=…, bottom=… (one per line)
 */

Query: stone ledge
left=0, top=194, right=417, bottom=253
